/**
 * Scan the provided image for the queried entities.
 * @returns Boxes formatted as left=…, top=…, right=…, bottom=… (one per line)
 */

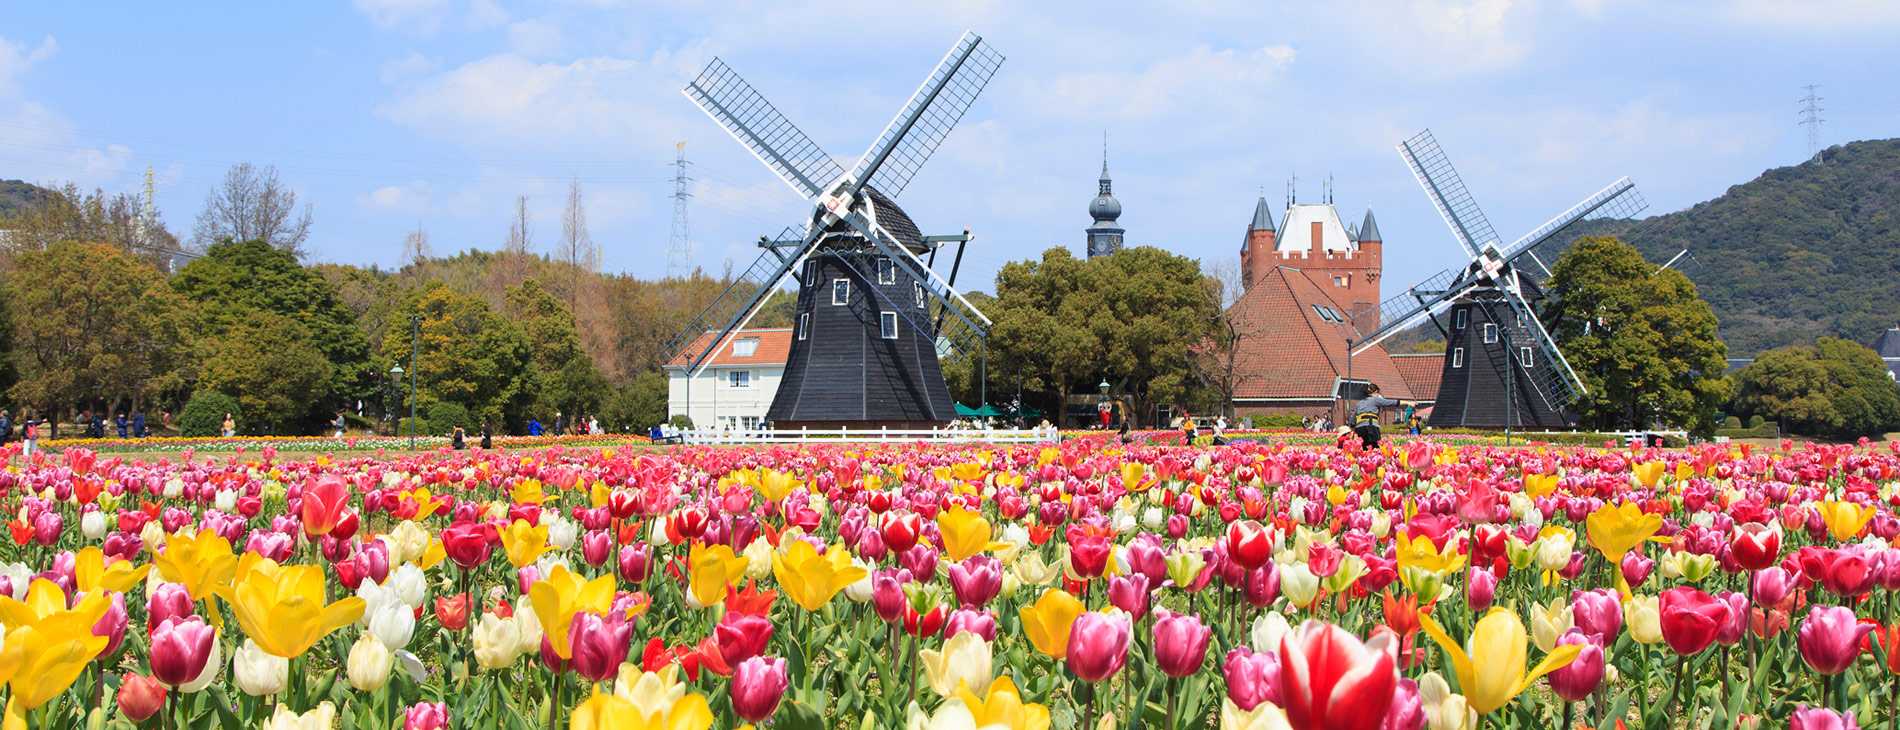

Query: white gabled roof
left=1275, top=203, right=1358, bottom=254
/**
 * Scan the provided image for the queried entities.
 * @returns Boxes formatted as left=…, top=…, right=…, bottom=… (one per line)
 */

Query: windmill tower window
left=1519, top=346, right=1533, bottom=366
left=880, top=312, right=898, bottom=339
left=877, top=258, right=896, bottom=284
left=1482, top=323, right=1498, bottom=344
left=798, top=313, right=810, bottom=340
left=832, top=279, right=850, bottom=305
left=913, top=283, right=925, bottom=308
left=1452, top=348, right=1465, bottom=368
left=731, top=338, right=759, bottom=358
left=1454, top=310, right=1468, bottom=329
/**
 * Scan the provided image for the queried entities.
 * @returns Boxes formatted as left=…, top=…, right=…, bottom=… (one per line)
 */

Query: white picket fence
left=675, top=426, right=1060, bottom=445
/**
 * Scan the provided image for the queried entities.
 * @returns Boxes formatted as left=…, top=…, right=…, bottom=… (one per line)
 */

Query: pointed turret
left=1249, top=196, right=1276, bottom=232
left=1359, top=208, right=1382, bottom=243
left=1241, top=195, right=1278, bottom=290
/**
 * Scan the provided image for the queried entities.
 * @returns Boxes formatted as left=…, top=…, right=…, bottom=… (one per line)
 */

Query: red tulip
left=301, top=475, right=351, bottom=537
left=442, top=522, right=493, bottom=570
left=1068, top=534, right=1113, bottom=579
left=149, top=616, right=217, bottom=687
left=881, top=512, right=922, bottom=553
left=731, top=656, right=789, bottom=723
left=566, top=610, right=635, bottom=683
left=434, top=594, right=469, bottom=632
left=1660, top=586, right=1732, bottom=656
left=1279, top=620, right=1400, bottom=730
left=1797, top=605, right=1874, bottom=676
left=904, top=604, right=947, bottom=638
left=1152, top=608, right=1211, bottom=678
left=1798, top=546, right=1877, bottom=597
left=1228, top=520, right=1273, bottom=571
left=1065, top=610, right=1133, bottom=682
left=116, top=673, right=167, bottom=722
left=1730, top=523, right=1781, bottom=571
left=714, top=611, right=774, bottom=665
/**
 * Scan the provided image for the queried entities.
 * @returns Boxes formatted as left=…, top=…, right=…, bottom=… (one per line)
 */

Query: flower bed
left=0, top=436, right=1894, bottom=729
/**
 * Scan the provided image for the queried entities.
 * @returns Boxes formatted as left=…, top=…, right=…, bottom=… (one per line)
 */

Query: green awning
left=955, top=403, right=979, bottom=417
left=976, top=405, right=1006, bottom=417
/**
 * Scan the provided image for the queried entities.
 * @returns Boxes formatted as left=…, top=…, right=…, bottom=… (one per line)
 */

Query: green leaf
left=1599, top=692, right=1631, bottom=730
left=205, top=686, right=247, bottom=730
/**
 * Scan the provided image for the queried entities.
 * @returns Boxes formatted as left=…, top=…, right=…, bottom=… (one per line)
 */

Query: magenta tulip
left=731, top=656, right=789, bottom=723
left=1797, top=605, right=1874, bottom=676
left=1545, top=629, right=1605, bottom=701
left=1151, top=608, right=1212, bottom=678
left=403, top=702, right=449, bottom=730
left=1223, top=646, right=1282, bottom=711
left=1065, top=610, right=1133, bottom=682
left=1621, top=550, right=1654, bottom=589
left=566, top=610, right=634, bottom=683
left=1466, top=567, right=1497, bottom=611
left=1570, top=589, right=1622, bottom=642
left=93, top=592, right=128, bottom=656
left=1714, top=591, right=1749, bottom=647
left=1753, top=566, right=1796, bottom=609
left=146, top=581, right=195, bottom=632
left=1108, top=574, right=1150, bottom=620
left=149, top=616, right=217, bottom=687
left=580, top=529, right=611, bottom=568
left=617, top=543, right=652, bottom=583
left=1789, top=706, right=1861, bottom=730
left=714, top=611, right=774, bottom=666
left=943, top=605, right=998, bottom=642
left=948, top=556, right=1002, bottom=608
left=1382, top=677, right=1425, bottom=730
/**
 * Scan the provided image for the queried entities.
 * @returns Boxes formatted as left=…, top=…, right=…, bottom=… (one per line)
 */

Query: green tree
left=379, top=280, right=534, bottom=428
left=1731, top=337, right=1900, bottom=438
left=600, top=371, right=669, bottom=433
left=172, top=239, right=373, bottom=424
left=6, top=241, right=191, bottom=434
left=1544, top=236, right=1730, bottom=435
left=198, top=311, right=334, bottom=432
left=982, top=249, right=1099, bottom=422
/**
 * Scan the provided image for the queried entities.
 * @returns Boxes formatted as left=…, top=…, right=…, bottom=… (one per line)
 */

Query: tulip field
left=3, top=437, right=1900, bottom=730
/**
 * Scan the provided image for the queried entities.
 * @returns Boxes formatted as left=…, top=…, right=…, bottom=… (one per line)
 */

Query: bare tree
left=192, top=163, right=314, bottom=258
left=1194, top=259, right=1267, bottom=421
left=401, top=222, right=432, bottom=269
left=554, top=178, right=597, bottom=307
left=504, top=196, right=531, bottom=256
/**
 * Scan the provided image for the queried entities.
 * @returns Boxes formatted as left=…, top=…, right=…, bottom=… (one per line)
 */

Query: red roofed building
left=1226, top=195, right=1438, bottom=424
left=663, top=328, right=793, bottom=430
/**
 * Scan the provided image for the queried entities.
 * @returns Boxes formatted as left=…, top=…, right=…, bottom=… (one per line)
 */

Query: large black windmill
left=1349, top=130, right=1648, bottom=430
left=665, top=32, right=1002, bottom=430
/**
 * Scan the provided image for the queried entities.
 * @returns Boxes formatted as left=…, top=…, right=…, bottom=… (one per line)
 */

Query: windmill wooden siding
left=768, top=253, right=956, bottom=429
left=1429, top=297, right=1565, bottom=429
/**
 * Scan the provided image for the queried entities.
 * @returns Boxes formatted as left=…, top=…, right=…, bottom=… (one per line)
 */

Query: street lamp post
left=388, top=364, right=404, bottom=440
left=1097, top=378, right=1110, bottom=429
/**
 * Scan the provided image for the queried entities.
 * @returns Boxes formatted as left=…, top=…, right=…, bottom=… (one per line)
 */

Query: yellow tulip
left=1522, top=473, right=1558, bottom=500
left=512, top=479, right=546, bottom=506
left=687, top=542, right=745, bottom=609
left=500, top=520, right=551, bottom=569
left=954, top=462, right=986, bottom=483
left=154, top=529, right=239, bottom=601
left=528, top=564, right=617, bottom=659
left=951, top=675, right=1052, bottom=730
left=0, top=578, right=109, bottom=631
left=412, top=538, right=447, bottom=571
left=920, top=629, right=994, bottom=697
left=220, top=559, right=366, bottom=658
left=756, top=469, right=800, bottom=504
left=569, top=688, right=713, bottom=730
left=938, top=506, right=1011, bottom=562
left=1419, top=609, right=1581, bottom=716
left=1625, top=594, right=1663, bottom=644
left=1818, top=500, right=1875, bottom=542
left=1585, top=502, right=1664, bottom=596
left=73, top=546, right=152, bottom=595
left=1018, top=589, right=1084, bottom=659
left=613, top=664, right=688, bottom=719
left=1395, top=533, right=1467, bottom=576
left=1632, top=461, right=1665, bottom=488
left=771, top=540, right=868, bottom=613
left=6, top=612, right=108, bottom=709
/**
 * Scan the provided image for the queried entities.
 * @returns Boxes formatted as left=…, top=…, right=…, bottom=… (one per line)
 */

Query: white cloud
left=1342, top=0, right=1528, bottom=77
left=1723, top=0, right=1900, bottom=29
left=1026, top=43, right=1296, bottom=121
left=0, top=35, right=57, bottom=95
left=465, top=0, right=508, bottom=29
left=379, top=52, right=440, bottom=84
left=364, top=181, right=434, bottom=211
left=507, top=18, right=567, bottom=58
left=376, top=51, right=701, bottom=147
left=353, top=0, right=452, bottom=34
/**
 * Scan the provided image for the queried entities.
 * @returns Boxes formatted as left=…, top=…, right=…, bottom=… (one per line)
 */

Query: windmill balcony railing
left=681, top=425, right=1059, bottom=445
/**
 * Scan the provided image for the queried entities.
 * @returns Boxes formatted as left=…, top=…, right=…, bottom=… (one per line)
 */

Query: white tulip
left=233, top=638, right=289, bottom=696
left=547, top=518, right=577, bottom=550
left=180, top=629, right=224, bottom=693
left=81, top=511, right=107, bottom=539
left=368, top=600, right=415, bottom=650
left=389, top=563, right=427, bottom=609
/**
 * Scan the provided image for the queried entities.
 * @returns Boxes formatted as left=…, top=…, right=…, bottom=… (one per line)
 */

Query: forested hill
left=0, top=179, right=50, bottom=218
left=1580, top=138, right=1900, bottom=356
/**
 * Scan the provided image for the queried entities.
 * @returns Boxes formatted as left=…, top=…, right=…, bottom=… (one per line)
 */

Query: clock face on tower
left=1089, top=234, right=1121, bottom=258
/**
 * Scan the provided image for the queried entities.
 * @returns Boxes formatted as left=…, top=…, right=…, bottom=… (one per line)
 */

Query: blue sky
left=1, top=0, right=1896, bottom=296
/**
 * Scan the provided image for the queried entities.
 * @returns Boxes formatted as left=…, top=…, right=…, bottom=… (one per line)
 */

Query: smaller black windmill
left=1350, top=130, right=1648, bottom=429
left=665, top=32, right=1003, bottom=429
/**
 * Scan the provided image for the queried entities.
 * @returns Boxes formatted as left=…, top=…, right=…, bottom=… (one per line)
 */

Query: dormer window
left=731, top=337, right=759, bottom=358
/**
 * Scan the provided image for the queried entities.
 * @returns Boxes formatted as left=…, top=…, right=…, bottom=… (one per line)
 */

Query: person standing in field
left=1352, top=384, right=1400, bottom=449
left=222, top=413, right=236, bottom=437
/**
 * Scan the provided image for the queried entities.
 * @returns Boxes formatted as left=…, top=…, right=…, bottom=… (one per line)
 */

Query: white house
left=664, top=328, right=791, bottom=431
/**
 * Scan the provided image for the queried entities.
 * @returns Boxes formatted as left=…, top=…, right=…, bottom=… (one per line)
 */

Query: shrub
left=1249, top=413, right=1306, bottom=429
left=668, top=414, right=694, bottom=430
left=425, top=402, right=473, bottom=437
left=1747, top=415, right=1764, bottom=429
left=396, top=417, right=430, bottom=439
left=1724, top=416, right=1742, bottom=430
left=178, top=391, right=242, bottom=437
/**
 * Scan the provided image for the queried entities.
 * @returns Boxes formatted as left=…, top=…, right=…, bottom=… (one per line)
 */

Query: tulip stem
left=1164, top=675, right=1179, bottom=730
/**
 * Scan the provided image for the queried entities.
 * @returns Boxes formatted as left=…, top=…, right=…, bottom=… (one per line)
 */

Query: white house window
left=1483, top=323, right=1498, bottom=344
left=741, top=416, right=762, bottom=430
left=1452, top=348, right=1465, bottom=368
left=880, top=311, right=898, bottom=339
left=914, top=282, right=925, bottom=308
left=798, top=313, right=810, bottom=340
left=1454, top=309, right=1468, bottom=329
left=1519, top=346, right=1534, bottom=366
left=877, top=258, right=896, bottom=284
left=731, top=337, right=759, bottom=358
left=728, top=370, right=751, bottom=388
left=832, top=279, right=849, bottom=305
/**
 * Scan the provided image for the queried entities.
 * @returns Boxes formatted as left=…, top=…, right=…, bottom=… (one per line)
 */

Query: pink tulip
left=149, top=616, right=216, bottom=687
left=1789, top=706, right=1861, bottom=730
left=1151, top=608, right=1211, bottom=678
left=617, top=543, right=652, bottom=583
left=1466, top=568, right=1497, bottom=611
left=948, top=556, right=1002, bottom=608
left=1796, top=605, right=1873, bottom=676
left=1570, top=589, right=1622, bottom=643
left=1108, top=574, right=1150, bottom=620
left=1714, top=591, right=1749, bottom=647
left=580, top=529, right=611, bottom=568
left=146, top=582, right=195, bottom=633
left=31, top=511, right=61, bottom=546
left=1753, top=566, right=1796, bottom=609
left=731, top=656, right=789, bottom=723
left=1065, top=610, right=1133, bottom=682
left=403, top=702, right=449, bottom=730
left=1621, top=550, right=1655, bottom=589
left=1546, top=630, right=1605, bottom=701
left=93, top=592, right=128, bottom=656
left=1382, top=677, right=1425, bottom=730
left=1223, top=647, right=1282, bottom=711
left=943, top=605, right=998, bottom=642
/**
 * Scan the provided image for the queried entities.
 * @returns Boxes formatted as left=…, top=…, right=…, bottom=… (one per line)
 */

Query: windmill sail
left=663, top=225, right=818, bottom=376
left=1399, top=130, right=1501, bottom=260
left=1497, top=177, right=1647, bottom=283
left=849, top=31, right=1004, bottom=199
left=684, top=59, right=846, bottom=199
